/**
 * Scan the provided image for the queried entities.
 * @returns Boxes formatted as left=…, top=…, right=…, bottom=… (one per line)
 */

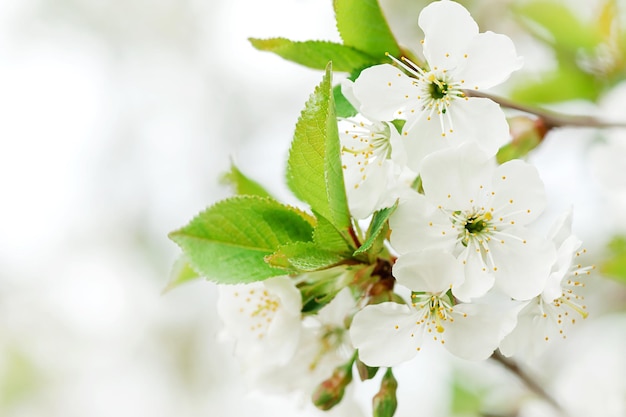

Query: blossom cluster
left=211, top=0, right=594, bottom=410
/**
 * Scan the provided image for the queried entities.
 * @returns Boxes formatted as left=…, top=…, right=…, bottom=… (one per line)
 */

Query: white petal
left=401, top=113, right=459, bottom=172
left=389, top=191, right=456, bottom=254
left=542, top=234, right=583, bottom=303
left=402, top=98, right=508, bottom=172
left=499, top=300, right=556, bottom=358
left=420, top=142, right=494, bottom=209
left=546, top=208, right=575, bottom=246
left=446, top=98, right=510, bottom=155
left=340, top=78, right=359, bottom=109
left=444, top=301, right=520, bottom=360
left=266, top=275, right=301, bottom=307
left=350, top=302, right=420, bottom=367
left=489, top=229, right=556, bottom=300
left=393, top=249, right=463, bottom=293
left=345, top=158, right=394, bottom=219
left=316, top=287, right=355, bottom=326
left=457, top=31, right=523, bottom=90
left=351, top=64, right=416, bottom=121
left=491, top=160, right=547, bottom=225
left=453, top=248, right=496, bottom=301
left=419, top=0, right=478, bottom=70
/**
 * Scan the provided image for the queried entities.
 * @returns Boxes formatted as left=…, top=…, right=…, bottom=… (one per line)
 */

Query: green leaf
left=220, top=162, right=272, bottom=198
left=333, top=0, right=401, bottom=59
left=313, top=212, right=353, bottom=254
left=249, top=38, right=378, bottom=73
left=354, top=203, right=397, bottom=256
left=601, top=236, right=626, bottom=284
left=0, top=349, right=41, bottom=409
left=450, top=376, right=483, bottom=415
left=287, top=63, right=353, bottom=244
left=515, top=0, right=601, bottom=51
left=333, top=84, right=358, bottom=118
left=511, top=66, right=600, bottom=104
left=162, top=255, right=201, bottom=293
left=169, top=196, right=315, bottom=284
left=356, top=359, right=378, bottom=381
left=266, top=241, right=347, bottom=272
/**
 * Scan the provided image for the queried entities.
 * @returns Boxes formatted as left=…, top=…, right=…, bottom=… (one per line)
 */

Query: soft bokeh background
left=1, top=0, right=625, bottom=416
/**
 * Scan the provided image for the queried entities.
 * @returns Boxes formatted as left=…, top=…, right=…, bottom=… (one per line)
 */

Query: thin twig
left=464, top=89, right=626, bottom=129
left=490, top=351, right=565, bottom=416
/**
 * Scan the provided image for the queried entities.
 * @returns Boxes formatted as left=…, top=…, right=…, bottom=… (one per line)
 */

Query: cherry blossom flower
left=239, top=288, right=355, bottom=395
left=339, top=114, right=405, bottom=219
left=389, top=143, right=556, bottom=301
left=348, top=0, right=522, bottom=171
left=216, top=276, right=302, bottom=370
left=499, top=210, right=593, bottom=358
left=350, top=249, right=519, bottom=366
left=339, top=81, right=416, bottom=218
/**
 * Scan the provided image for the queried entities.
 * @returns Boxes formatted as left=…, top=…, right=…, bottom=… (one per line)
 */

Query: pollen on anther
left=464, top=54, right=468, bottom=58
left=395, top=325, right=399, bottom=330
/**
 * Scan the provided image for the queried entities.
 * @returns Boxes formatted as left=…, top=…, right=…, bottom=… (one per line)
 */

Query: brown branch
left=490, top=351, right=566, bottom=416
left=463, top=89, right=626, bottom=130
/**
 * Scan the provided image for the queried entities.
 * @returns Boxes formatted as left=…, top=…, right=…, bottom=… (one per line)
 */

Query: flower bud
left=372, top=368, right=398, bottom=417
left=311, top=361, right=353, bottom=410
left=497, top=116, right=547, bottom=164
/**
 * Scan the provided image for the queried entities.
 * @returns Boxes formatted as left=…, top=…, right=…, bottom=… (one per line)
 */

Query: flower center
left=385, top=54, right=468, bottom=136
left=454, top=210, right=493, bottom=247
left=412, top=292, right=455, bottom=334
left=428, top=75, right=449, bottom=100
left=341, top=119, right=392, bottom=160
left=464, top=213, right=490, bottom=234
left=234, top=288, right=281, bottom=340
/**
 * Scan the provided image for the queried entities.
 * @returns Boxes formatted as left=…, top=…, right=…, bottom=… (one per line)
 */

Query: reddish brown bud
left=311, top=362, right=353, bottom=411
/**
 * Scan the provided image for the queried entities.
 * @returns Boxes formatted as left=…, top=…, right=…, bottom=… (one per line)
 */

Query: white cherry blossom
left=338, top=113, right=406, bottom=219
left=349, top=249, right=519, bottom=366
left=499, top=210, right=593, bottom=358
left=216, top=276, right=302, bottom=371
left=348, top=0, right=522, bottom=171
left=389, top=143, right=556, bottom=301
left=242, top=288, right=355, bottom=395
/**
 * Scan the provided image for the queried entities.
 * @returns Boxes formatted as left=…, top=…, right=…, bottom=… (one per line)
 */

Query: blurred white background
left=0, top=0, right=342, bottom=415
left=1, top=0, right=625, bottom=416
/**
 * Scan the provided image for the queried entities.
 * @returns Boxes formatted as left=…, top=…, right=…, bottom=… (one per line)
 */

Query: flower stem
left=490, top=351, right=566, bottom=416
left=464, top=90, right=626, bottom=129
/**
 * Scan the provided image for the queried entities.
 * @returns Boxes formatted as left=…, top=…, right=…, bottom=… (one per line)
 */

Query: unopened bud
left=312, top=361, right=353, bottom=411
left=497, top=116, right=547, bottom=164
left=373, top=368, right=398, bottom=417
